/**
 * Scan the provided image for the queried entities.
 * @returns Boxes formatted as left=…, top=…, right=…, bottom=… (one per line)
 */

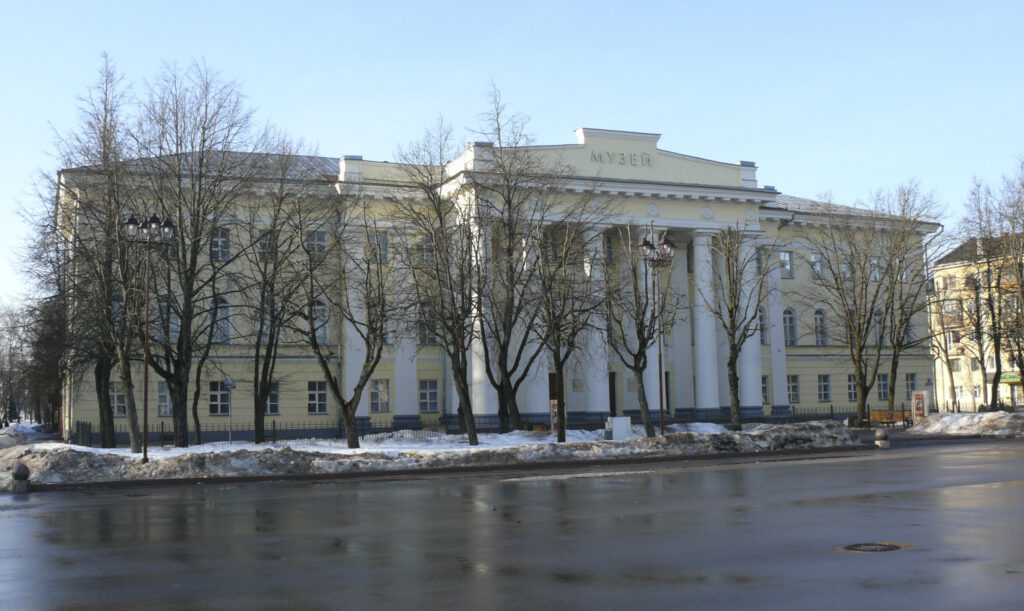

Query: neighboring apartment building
left=59, top=128, right=937, bottom=439
left=931, top=238, right=1023, bottom=411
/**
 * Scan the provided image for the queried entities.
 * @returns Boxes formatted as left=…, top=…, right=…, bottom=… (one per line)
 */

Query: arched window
left=211, top=297, right=231, bottom=344
left=783, top=308, right=797, bottom=347
left=814, top=309, right=828, bottom=347
left=759, top=307, right=769, bottom=345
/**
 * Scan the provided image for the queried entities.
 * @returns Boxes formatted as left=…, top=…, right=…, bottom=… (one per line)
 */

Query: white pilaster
left=583, top=230, right=611, bottom=418
left=766, top=261, right=789, bottom=413
left=692, top=232, right=721, bottom=412
left=737, top=241, right=763, bottom=416
left=393, top=338, right=419, bottom=422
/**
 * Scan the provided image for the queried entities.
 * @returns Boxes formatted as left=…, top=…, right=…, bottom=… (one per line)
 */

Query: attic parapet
left=339, top=155, right=363, bottom=182
left=739, top=160, right=758, bottom=189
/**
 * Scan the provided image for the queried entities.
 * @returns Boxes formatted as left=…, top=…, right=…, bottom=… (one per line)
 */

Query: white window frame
left=818, top=374, right=831, bottom=402
left=787, top=375, right=800, bottom=404
left=157, top=381, right=171, bottom=417
left=211, top=296, right=232, bottom=344
left=265, top=381, right=280, bottom=416
left=877, top=374, right=890, bottom=401
left=761, top=375, right=769, bottom=405
left=211, top=227, right=231, bottom=261
left=905, top=373, right=917, bottom=401
left=209, top=381, right=231, bottom=416
left=370, top=379, right=390, bottom=413
left=307, top=381, right=328, bottom=414
left=779, top=251, right=794, bottom=279
left=419, top=379, right=439, bottom=413
left=810, top=253, right=825, bottom=280
left=783, top=308, right=797, bottom=347
left=813, top=309, right=828, bottom=347
left=848, top=375, right=857, bottom=402
left=111, top=382, right=127, bottom=418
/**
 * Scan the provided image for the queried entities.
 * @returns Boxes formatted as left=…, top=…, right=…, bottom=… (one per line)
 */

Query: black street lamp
left=125, top=213, right=175, bottom=463
left=638, top=223, right=676, bottom=436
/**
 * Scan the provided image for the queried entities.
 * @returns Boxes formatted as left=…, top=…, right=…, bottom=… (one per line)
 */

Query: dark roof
left=935, top=237, right=1008, bottom=266
left=64, top=152, right=340, bottom=181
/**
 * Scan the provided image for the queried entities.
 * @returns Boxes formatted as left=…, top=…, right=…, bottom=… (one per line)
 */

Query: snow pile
left=0, top=427, right=26, bottom=450
left=0, top=420, right=858, bottom=488
left=909, top=412, right=1024, bottom=436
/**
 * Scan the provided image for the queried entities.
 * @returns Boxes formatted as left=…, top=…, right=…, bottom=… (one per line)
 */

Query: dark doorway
left=609, top=372, right=617, bottom=416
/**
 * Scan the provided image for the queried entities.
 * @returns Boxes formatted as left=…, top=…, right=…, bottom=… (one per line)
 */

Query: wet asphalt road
left=1, top=440, right=1023, bottom=610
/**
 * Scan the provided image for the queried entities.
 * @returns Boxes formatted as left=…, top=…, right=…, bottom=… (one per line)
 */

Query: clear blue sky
left=2, top=0, right=1022, bottom=305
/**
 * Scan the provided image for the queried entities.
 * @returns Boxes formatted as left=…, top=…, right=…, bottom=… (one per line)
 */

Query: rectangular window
left=877, top=374, right=890, bottom=401
left=787, top=375, right=800, bottom=404
left=971, top=358, right=980, bottom=372
left=905, top=373, right=917, bottom=401
left=265, top=382, right=280, bottom=416
left=848, top=374, right=857, bottom=402
left=306, top=230, right=328, bottom=258
left=210, top=228, right=231, bottom=261
left=950, top=358, right=961, bottom=372
left=157, top=382, right=171, bottom=417
left=370, top=379, right=390, bottom=413
left=373, top=230, right=389, bottom=263
left=258, top=231, right=277, bottom=261
left=111, top=382, right=127, bottom=417
left=419, top=379, right=439, bottom=413
left=209, top=381, right=231, bottom=416
left=418, top=317, right=439, bottom=346
left=761, top=375, right=769, bottom=405
left=973, top=385, right=982, bottom=401
left=818, top=374, right=831, bottom=402
left=810, top=253, right=825, bottom=280
left=307, top=381, right=328, bottom=414
left=870, top=257, right=882, bottom=282
left=954, top=386, right=964, bottom=402
left=780, top=251, right=794, bottom=278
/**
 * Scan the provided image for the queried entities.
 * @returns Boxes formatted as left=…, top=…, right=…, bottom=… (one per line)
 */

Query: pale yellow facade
left=62, top=128, right=936, bottom=440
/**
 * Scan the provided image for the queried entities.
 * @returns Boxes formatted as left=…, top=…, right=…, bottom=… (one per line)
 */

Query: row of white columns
left=341, top=227, right=787, bottom=420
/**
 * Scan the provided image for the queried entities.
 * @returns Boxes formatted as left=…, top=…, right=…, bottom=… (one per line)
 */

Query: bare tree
left=800, top=186, right=938, bottom=424
left=604, top=225, right=681, bottom=437
left=236, top=140, right=323, bottom=443
left=54, top=56, right=148, bottom=451
left=134, top=62, right=270, bottom=446
left=468, top=89, right=583, bottom=432
left=535, top=213, right=606, bottom=442
left=929, top=278, right=965, bottom=412
left=698, top=225, right=778, bottom=431
left=392, top=119, right=481, bottom=445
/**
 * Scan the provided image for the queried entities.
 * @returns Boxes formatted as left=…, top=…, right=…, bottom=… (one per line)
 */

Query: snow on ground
left=0, top=420, right=859, bottom=489
left=909, top=412, right=1024, bottom=436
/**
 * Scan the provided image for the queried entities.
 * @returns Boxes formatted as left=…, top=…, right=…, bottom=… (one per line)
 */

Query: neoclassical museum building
left=60, top=128, right=937, bottom=437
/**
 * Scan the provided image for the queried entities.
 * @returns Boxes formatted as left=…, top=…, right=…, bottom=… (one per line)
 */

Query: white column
left=583, top=230, right=611, bottom=419
left=392, top=339, right=419, bottom=426
left=737, top=241, right=763, bottom=416
left=670, top=239, right=694, bottom=412
left=692, top=232, right=721, bottom=412
left=518, top=348, right=551, bottom=421
left=766, top=261, right=789, bottom=413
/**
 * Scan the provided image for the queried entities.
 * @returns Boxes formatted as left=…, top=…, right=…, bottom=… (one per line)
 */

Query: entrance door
left=608, top=372, right=617, bottom=416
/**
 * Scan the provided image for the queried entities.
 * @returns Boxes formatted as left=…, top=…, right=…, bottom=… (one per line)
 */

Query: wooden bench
left=868, top=410, right=910, bottom=427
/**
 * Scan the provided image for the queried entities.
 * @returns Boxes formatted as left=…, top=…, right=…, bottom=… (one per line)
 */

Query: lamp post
left=125, top=214, right=175, bottom=463
left=638, top=223, right=676, bottom=436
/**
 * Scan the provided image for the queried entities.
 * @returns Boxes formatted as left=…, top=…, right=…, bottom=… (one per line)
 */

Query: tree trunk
left=191, top=378, right=203, bottom=445
left=94, top=355, right=116, bottom=448
left=634, top=369, right=655, bottom=437
left=554, top=361, right=566, bottom=443
left=453, top=375, right=479, bottom=446
left=171, top=378, right=189, bottom=447
left=727, top=353, right=741, bottom=431
left=115, top=356, right=142, bottom=453
left=856, top=383, right=868, bottom=426
left=341, top=404, right=360, bottom=449
left=254, top=393, right=266, bottom=444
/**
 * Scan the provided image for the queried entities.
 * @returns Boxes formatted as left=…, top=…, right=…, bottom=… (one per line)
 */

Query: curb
left=14, top=442, right=877, bottom=493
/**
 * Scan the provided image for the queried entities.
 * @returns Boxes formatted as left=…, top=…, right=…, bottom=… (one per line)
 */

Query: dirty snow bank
left=0, top=420, right=858, bottom=488
left=909, top=412, right=1024, bottom=436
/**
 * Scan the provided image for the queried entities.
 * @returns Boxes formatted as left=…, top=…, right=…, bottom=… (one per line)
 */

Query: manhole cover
left=843, top=542, right=903, bottom=552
